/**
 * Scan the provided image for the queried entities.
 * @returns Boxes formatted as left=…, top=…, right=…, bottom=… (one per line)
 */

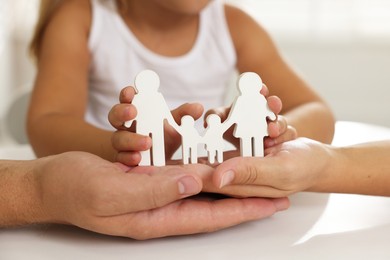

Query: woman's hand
left=211, top=138, right=332, bottom=198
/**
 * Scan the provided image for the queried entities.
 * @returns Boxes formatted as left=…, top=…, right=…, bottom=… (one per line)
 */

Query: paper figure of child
left=124, top=70, right=179, bottom=166
left=179, top=115, right=202, bottom=164
left=223, top=72, right=276, bottom=157
left=202, top=114, right=228, bottom=164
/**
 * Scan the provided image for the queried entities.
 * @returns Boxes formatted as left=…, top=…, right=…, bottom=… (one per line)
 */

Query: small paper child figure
left=124, top=70, right=179, bottom=166
left=224, top=72, right=276, bottom=157
left=202, top=114, right=227, bottom=164
left=179, top=115, right=202, bottom=164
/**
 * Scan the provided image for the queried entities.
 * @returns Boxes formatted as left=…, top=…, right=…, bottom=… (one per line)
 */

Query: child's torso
left=86, top=0, right=237, bottom=130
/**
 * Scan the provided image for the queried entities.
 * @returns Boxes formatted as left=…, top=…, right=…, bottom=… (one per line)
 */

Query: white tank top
left=87, top=0, right=236, bottom=130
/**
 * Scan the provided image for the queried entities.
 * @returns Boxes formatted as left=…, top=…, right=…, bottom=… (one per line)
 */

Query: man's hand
left=27, top=152, right=289, bottom=239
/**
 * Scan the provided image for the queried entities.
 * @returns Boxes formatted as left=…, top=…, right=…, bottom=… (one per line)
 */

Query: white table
left=1, top=121, right=390, bottom=260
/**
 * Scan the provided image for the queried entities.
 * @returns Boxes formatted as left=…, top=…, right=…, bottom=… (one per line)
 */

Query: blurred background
left=1, top=0, right=390, bottom=145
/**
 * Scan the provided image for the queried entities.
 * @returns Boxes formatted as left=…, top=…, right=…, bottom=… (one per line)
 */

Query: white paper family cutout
left=124, top=70, right=276, bottom=166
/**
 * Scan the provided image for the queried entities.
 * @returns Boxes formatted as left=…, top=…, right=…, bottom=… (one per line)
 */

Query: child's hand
left=108, top=87, right=204, bottom=166
left=264, top=95, right=297, bottom=149
left=205, top=84, right=297, bottom=151
left=109, top=87, right=151, bottom=166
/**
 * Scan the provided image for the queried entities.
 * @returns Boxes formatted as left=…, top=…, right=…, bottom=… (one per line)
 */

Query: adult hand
left=33, top=152, right=289, bottom=239
left=212, top=138, right=331, bottom=198
left=108, top=86, right=203, bottom=166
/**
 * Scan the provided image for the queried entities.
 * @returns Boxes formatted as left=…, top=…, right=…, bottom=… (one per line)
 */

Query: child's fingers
left=265, top=115, right=297, bottom=147
left=265, top=125, right=297, bottom=148
left=274, top=125, right=297, bottom=144
left=266, top=95, right=282, bottom=115
left=119, top=86, right=136, bottom=103
left=267, top=115, right=287, bottom=138
left=108, top=104, right=137, bottom=129
left=111, top=131, right=152, bottom=151
left=260, top=83, right=269, bottom=96
left=172, top=103, right=204, bottom=124
left=115, top=151, right=142, bottom=166
left=267, top=121, right=280, bottom=139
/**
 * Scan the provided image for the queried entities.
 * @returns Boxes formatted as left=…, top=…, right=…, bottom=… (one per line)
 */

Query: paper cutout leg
left=180, top=115, right=201, bottom=164
left=253, top=135, right=264, bottom=157
left=203, top=114, right=226, bottom=164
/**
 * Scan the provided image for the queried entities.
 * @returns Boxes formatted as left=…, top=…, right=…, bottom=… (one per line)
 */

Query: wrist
left=307, top=143, right=341, bottom=193
left=27, top=158, right=54, bottom=224
left=0, top=159, right=49, bottom=227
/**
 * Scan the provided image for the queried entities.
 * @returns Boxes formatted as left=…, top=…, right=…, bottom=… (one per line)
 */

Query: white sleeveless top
left=86, top=0, right=236, bottom=130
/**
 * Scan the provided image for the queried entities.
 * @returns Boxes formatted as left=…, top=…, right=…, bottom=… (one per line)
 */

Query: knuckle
left=237, top=163, right=260, bottom=185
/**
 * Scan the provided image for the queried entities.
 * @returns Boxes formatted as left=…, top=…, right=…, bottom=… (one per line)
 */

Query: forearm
left=0, top=160, right=46, bottom=227
left=312, top=141, right=390, bottom=196
left=284, top=101, right=335, bottom=144
left=28, top=114, right=116, bottom=161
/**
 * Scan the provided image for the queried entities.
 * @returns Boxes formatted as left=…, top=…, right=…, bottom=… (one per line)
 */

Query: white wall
left=275, top=37, right=390, bottom=127
left=0, top=1, right=38, bottom=145
left=0, top=1, right=37, bottom=117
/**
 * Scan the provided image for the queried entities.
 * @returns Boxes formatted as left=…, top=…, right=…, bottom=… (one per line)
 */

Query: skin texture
left=27, top=0, right=334, bottom=162
left=0, top=152, right=289, bottom=239
left=213, top=138, right=390, bottom=197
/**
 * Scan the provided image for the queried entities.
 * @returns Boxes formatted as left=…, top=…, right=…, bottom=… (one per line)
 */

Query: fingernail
left=178, top=176, right=200, bottom=195
left=219, top=170, right=235, bottom=188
